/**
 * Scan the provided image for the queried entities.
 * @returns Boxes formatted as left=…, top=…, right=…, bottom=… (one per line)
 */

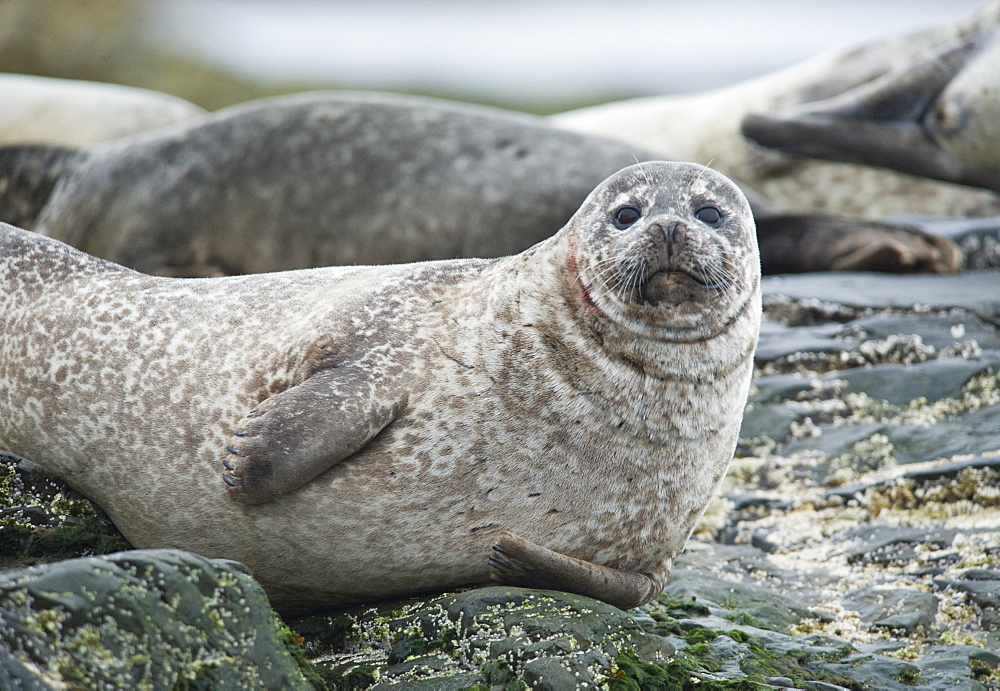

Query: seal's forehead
left=599, top=161, right=743, bottom=209
left=652, top=164, right=745, bottom=207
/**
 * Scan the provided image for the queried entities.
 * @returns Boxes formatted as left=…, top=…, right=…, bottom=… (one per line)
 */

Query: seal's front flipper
left=222, top=367, right=407, bottom=505
left=488, top=531, right=665, bottom=611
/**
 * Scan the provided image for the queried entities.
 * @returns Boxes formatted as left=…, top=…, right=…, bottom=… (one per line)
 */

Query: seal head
left=568, top=162, right=757, bottom=342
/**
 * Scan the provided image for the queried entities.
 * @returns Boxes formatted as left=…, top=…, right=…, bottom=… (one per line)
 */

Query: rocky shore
left=2, top=268, right=998, bottom=689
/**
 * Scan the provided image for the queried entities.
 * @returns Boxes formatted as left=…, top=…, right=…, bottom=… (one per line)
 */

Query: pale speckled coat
left=0, top=162, right=760, bottom=612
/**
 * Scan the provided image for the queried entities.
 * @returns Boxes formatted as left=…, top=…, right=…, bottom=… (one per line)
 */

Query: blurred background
left=0, top=0, right=984, bottom=114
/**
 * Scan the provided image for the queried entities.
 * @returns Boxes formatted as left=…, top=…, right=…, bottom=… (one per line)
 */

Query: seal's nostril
left=661, top=222, right=679, bottom=241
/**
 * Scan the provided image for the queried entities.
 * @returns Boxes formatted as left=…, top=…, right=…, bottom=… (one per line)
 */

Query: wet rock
left=916, top=645, right=1000, bottom=690
left=846, top=589, right=939, bottom=632
left=934, top=577, right=1000, bottom=611
left=827, top=455, right=1000, bottom=499
left=660, top=564, right=816, bottom=632
left=0, top=549, right=316, bottom=689
left=738, top=400, right=807, bottom=442
left=840, top=525, right=958, bottom=566
left=755, top=320, right=851, bottom=363
left=762, top=270, right=1000, bottom=320
left=0, top=454, right=130, bottom=569
left=849, top=311, right=1000, bottom=351
left=833, top=354, right=1000, bottom=406
left=821, top=652, right=922, bottom=689
left=882, top=406, right=1000, bottom=464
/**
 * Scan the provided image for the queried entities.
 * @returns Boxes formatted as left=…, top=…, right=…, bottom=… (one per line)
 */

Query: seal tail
left=0, top=144, right=82, bottom=229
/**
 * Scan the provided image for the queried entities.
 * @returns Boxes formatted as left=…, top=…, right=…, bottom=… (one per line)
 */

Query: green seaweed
left=0, top=456, right=130, bottom=567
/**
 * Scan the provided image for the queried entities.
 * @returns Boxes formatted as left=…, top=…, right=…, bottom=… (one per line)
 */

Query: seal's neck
left=477, top=231, right=759, bottom=441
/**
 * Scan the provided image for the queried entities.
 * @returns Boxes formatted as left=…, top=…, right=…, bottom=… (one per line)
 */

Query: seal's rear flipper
left=0, top=144, right=81, bottom=229
left=755, top=212, right=961, bottom=274
left=489, top=531, right=666, bottom=610
left=222, top=367, right=408, bottom=505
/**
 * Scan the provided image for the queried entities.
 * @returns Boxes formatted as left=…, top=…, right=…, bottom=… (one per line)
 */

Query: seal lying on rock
left=0, top=91, right=957, bottom=275
left=0, top=162, right=761, bottom=613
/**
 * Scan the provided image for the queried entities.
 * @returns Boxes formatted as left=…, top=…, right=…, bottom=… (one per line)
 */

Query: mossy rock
left=0, top=549, right=319, bottom=689
left=295, top=586, right=674, bottom=689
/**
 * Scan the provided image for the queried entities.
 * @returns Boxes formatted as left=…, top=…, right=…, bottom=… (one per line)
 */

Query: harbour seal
left=0, top=73, right=204, bottom=146
left=552, top=1, right=1000, bottom=219
left=741, top=28, right=1000, bottom=194
left=0, top=91, right=957, bottom=275
left=0, top=161, right=761, bottom=613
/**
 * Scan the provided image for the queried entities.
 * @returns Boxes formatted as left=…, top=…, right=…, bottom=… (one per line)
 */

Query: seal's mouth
left=634, top=269, right=718, bottom=308
left=647, top=268, right=723, bottom=291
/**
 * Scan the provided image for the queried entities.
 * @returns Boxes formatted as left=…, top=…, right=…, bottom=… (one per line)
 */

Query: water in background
left=146, top=0, right=983, bottom=108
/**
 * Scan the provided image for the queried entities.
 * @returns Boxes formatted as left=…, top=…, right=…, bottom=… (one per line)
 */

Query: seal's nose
left=655, top=221, right=680, bottom=242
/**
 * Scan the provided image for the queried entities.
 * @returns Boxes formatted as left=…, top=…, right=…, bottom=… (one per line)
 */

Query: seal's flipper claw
left=223, top=475, right=236, bottom=487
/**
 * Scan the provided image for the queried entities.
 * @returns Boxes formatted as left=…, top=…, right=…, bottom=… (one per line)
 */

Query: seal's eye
left=695, top=205, right=722, bottom=226
left=613, top=206, right=641, bottom=229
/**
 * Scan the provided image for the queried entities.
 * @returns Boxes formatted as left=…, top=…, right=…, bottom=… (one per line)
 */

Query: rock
left=0, top=550, right=317, bottom=689
left=660, top=565, right=816, bottom=632
left=833, top=354, right=1000, bottom=406
left=840, top=525, right=958, bottom=566
left=292, top=586, right=674, bottom=689
left=0, top=453, right=131, bottom=569
left=846, top=589, right=939, bottom=633
left=848, top=311, right=1000, bottom=351
left=913, top=644, right=1000, bottom=690
left=738, top=400, right=808, bottom=443
left=934, top=577, right=1000, bottom=611
left=762, top=270, right=1000, bottom=320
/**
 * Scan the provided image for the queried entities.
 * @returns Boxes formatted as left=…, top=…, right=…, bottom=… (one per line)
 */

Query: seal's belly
left=238, top=410, right=720, bottom=601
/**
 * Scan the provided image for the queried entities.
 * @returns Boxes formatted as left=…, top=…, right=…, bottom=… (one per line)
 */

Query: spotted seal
left=0, top=73, right=204, bottom=146
left=0, top=161, right=761, bottom=613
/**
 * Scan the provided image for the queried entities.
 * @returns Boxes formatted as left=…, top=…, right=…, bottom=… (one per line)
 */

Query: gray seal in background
left=0, top=91, right=958, bottom=275
left=554, top=1, right=1000, bottom=220
left=0, top=73, right=204, bottom=146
